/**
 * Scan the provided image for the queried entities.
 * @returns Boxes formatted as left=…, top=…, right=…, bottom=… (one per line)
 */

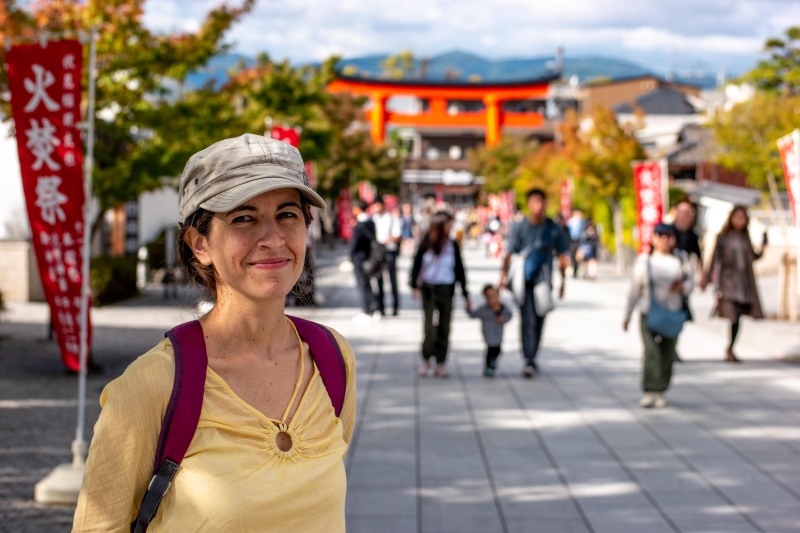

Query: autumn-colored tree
left=562, top=107, right=644, bottom=273
left=513, top=142, right=569, bottom=214
left=468, top=136, right=536, bottom=195
left=1, top=0, right=255, bottom=235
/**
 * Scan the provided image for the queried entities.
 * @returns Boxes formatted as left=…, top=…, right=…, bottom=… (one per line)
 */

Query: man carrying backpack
left=350, top=200, right=380, bottom=321
left=499, top=188, right=570, bottom=378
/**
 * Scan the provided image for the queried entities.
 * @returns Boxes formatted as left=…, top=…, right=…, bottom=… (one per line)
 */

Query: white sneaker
left=639, top=393, right=656, bottom=408
left=653, top=393, right=668, bottom=408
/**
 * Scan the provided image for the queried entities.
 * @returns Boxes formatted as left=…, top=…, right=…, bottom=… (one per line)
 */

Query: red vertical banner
left=560, top=180, right=573, bottom=219
left=7, top=40, right=89, bottom=371
left=337, top=188, right=353, bottom=241
left=633, top=161, right=665, bottom=253
left=778, top=130, right=800, bottom=224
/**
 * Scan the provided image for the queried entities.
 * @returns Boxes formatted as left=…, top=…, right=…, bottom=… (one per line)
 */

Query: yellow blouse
left=73, top=324, right=356, bottom=532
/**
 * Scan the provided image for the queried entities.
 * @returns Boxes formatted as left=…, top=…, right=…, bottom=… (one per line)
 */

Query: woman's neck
left=201, top=292, right=291, bottom=358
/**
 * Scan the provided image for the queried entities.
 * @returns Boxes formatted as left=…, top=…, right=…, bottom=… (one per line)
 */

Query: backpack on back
left=361, top=227, right=387, bottom=278
left=131, top=316, right=346, bottom=533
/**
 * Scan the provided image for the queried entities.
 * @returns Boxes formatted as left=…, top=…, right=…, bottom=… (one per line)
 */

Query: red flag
left=7, top=40, right=89, bottom=371
left=778, top=130, right=800, bottom=224
left=633, top=161, right=665, bottom=253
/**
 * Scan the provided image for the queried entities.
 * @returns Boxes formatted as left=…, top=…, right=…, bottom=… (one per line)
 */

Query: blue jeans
left=520, top=282, right=547, bottom=364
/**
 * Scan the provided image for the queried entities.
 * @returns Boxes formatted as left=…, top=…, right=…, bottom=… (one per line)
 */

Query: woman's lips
left=250, top=258, right=290, bottom=270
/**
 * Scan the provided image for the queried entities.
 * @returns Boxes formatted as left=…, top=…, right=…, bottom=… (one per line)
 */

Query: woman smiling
left=74, top=134, right=357, bottom=532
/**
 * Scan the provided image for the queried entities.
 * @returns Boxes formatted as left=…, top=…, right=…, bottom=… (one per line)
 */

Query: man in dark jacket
left=350, top=200, right=377, bottom=319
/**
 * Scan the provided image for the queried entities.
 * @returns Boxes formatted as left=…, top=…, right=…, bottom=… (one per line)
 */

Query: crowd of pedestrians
left=347, top=190, right=769, bottom=407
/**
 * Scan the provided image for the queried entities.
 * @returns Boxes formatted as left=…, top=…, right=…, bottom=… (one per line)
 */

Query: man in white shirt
left=371, top=196, right=403, bottom=315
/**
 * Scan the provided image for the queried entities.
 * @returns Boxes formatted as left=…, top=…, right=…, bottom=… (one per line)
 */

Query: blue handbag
left=645, top=257, right=688, bottom=338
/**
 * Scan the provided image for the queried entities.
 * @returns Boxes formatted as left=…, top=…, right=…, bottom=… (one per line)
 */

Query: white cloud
left=141, top=0, right=800, bottom=72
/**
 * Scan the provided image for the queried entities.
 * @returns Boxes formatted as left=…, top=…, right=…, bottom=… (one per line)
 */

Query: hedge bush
left=90, top=256, right=138, bottom=306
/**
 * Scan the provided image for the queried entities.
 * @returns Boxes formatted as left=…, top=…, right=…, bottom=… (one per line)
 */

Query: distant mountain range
left=185, top=50, right=725, bottom=91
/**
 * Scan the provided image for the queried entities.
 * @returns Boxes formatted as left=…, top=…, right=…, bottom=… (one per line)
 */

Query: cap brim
left=199, top=177, right=327, bottom=214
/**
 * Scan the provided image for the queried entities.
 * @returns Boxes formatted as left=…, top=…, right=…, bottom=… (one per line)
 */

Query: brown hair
left=720, top=205, right=749, bottom=235
left=178, top=195, right=315, bottom=304
left=425, top=211, right=452, bottom=255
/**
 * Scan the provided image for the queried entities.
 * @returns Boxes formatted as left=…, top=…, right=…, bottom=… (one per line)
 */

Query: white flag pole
left=74, top=24, right=97, bottom=467
left=34, top=27, right=97, bottom=505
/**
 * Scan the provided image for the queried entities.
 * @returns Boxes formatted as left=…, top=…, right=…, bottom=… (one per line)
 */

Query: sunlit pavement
left=1, top=243, right=799, bottom=532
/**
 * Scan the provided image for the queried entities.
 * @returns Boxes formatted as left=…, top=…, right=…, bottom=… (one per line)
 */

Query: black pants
left=421, top=283, right=455, bottom=364
left=353, top=262, right=375, bottom=314
left=520, top=282, right=547, bottom=364
left=376, top=250, right=399, bottom=312
left=486, top=346, right=501, bottom=369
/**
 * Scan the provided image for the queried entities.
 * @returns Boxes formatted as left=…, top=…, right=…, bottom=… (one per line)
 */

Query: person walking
left=372, top=196, right=402, bottom=315
left=74, top=134, right=357, bottom=531
left=701, top=205, right=766, bottom=363
left=466, top=284, right=513, bottom=377
left=499, top=188, right=570, bottom=378
left=578, top=220, right=600, bottom=281
left=410, top=211, right=470, bottom=378
left=671, top=197, right=703, bottom=361
left=566, top=210, right=586, bottom=278
left=623, top=223, right=693, bottom=408
left=350, top=200, right=379, bottom=321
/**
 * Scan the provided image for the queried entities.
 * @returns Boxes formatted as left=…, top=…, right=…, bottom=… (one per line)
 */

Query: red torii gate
left=327, top=75, right=557, bottom=146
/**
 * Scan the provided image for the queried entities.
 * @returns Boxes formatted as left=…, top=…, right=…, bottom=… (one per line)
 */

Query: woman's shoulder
left=322, top=326, right=355, bottom=365
left=100, top=338, right=175, bottom=408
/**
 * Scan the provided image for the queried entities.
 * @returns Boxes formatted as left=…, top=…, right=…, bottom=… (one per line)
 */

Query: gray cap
left=178, top=133, right=326, bottom=223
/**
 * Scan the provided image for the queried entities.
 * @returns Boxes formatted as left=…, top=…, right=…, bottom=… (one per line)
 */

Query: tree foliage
left=711, top=92, right=800, bottom=191
left=1, top=0, right=255, bottom=224
left=744, top=26, right=800, bottom=95
left=468, top=136, right=536, bottom=194
left=713, top=26, right=800, bottom=191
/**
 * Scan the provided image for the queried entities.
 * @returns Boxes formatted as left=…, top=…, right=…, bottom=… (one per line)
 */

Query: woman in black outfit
left=410, top=212, right=470, bottom=377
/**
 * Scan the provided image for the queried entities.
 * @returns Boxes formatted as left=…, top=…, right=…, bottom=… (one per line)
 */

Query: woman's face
left=731, top=209, right=748, bottom=231
left=187, top=188, right=307, bottom=304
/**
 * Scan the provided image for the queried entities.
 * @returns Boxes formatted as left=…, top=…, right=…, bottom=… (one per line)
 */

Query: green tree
left=711, top=92, right=800, bottom=193
left=563, top=107, right=644, bottom=273
left=380, top=50, right=416, bottom=80
left=513, top=142, right=569, bottom=214
left=1, top=0, right=255, bottom=235
left=744, top=26, right=800, bottom=95
left=230, top=57, right=402, bottom=196
left=468, top=136, right=536, bottom=194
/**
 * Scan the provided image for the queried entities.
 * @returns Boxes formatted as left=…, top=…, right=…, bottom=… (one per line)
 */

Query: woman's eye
left=232, top=215, right=253, bottom=223
left=278, top=211, right=299, bottom=219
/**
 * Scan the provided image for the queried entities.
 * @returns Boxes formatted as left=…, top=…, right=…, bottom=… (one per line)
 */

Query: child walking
left=467, top=284, right=513, bottom=377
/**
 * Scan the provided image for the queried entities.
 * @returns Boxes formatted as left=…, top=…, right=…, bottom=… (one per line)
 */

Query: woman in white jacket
left=623, top=224, right=693, bottom=408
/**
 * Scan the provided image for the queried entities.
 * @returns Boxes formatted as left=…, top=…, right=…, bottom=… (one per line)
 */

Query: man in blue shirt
left=500, top=188, right=570, bottom=378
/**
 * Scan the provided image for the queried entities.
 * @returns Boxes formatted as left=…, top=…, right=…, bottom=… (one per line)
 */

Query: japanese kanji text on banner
left=7, top=40, right=90, bottom=371
left=633, top=160, right=667, bottom=253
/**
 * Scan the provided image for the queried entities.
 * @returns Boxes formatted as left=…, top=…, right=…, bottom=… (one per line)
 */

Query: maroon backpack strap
left=287, top=315, right=346, bottom=417
left=132, top=320, right=207, bottom=533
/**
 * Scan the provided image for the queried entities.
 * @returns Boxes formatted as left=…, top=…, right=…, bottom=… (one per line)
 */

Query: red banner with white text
left=7, top=40, right=89, bottom=371
left=778, top=130, right=800, bottom=224
left=633, top=160, right=665, bottom=253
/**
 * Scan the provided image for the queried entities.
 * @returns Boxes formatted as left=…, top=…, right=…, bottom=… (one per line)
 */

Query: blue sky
left=142, top=0, right=799, bottom=76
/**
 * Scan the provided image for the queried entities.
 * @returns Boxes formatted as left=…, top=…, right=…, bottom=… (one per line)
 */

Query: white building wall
left=0, top=121, right=28, bottom=239
left=138, top=186, right=179, bottom=245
